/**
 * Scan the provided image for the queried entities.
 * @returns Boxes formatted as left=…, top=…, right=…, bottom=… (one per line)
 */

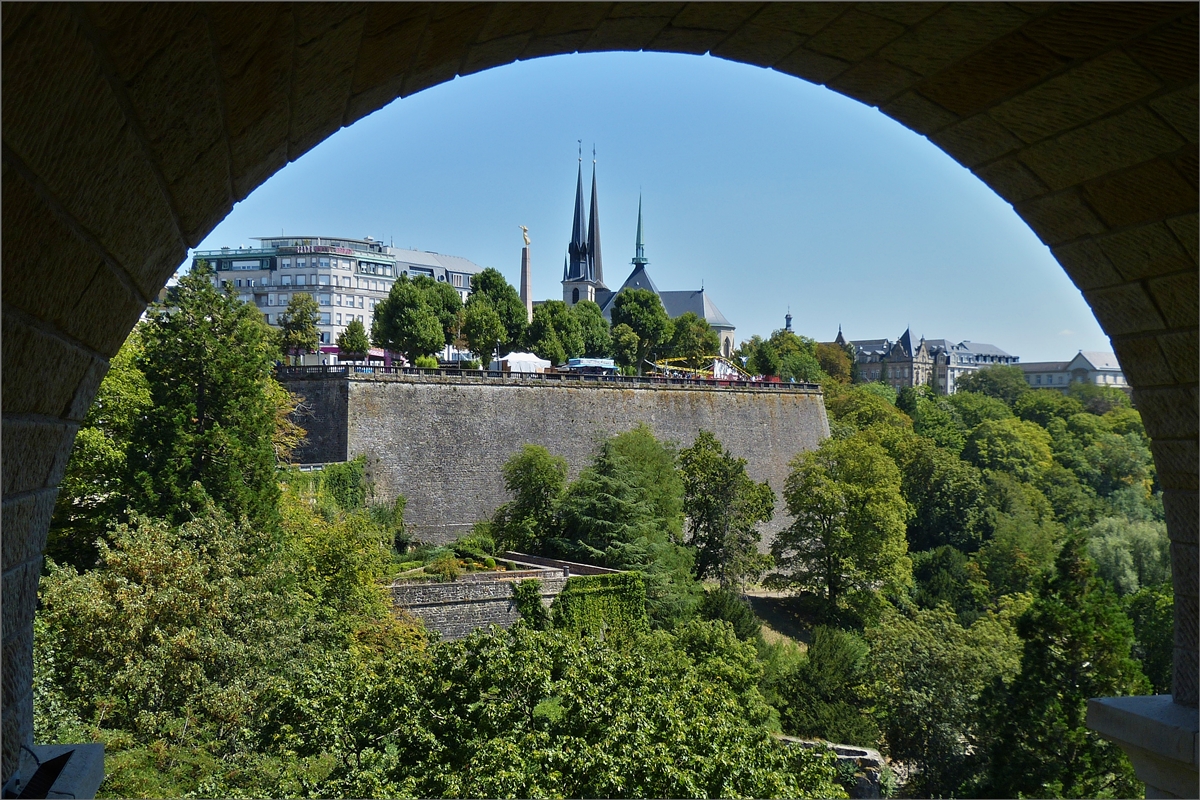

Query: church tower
left=563, top=148, right=607, bottom=305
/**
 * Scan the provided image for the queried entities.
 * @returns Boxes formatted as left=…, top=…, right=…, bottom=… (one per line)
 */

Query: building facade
left=191, top=235, right=486, bottom=360
left=1020, top=351, right=1128, bottom=392
left=559, top=161, right=736, bottom=357
left=837, top=328, right=1019, bottom=394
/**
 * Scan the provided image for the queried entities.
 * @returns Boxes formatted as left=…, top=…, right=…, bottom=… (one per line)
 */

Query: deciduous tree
left=372, top=276, right=445, bottom=362
left=278, top=291, right=321, bottom=361
left=461, top=298, right=505, bottom=362
left=336, top=318, right=370, bottom=361
left=468, top=268, right=527, bottom=350
left=770, top=435, right=910, bottom=608
left=611, top=288, right=673, bottom=374
left=679, top=431, right=774, bottom=585
left=570, top=299, right=612, bottom=358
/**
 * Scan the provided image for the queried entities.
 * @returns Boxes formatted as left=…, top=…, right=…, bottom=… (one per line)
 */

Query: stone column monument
left=519, top=225, right=533, bottom=323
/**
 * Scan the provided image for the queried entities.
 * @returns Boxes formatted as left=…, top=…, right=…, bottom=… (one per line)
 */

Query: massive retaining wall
left=282, top=372, right=829, bottom=544
left=391, top=574, right=569, bottom=640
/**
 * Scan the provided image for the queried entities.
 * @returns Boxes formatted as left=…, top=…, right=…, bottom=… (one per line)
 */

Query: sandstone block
left=1082, top=282, right=1165, bottom=336
left=1147, top=271, right=1199, bottom=330
left=1083, top=158, right=1197, bottom=229
left=931, top=112, right=1023, bottom=168
left=1, top=419, right=77, bottom=497
left=804, top=9, right=905, bottom=63
left=1, top=489, right=57, bottom=573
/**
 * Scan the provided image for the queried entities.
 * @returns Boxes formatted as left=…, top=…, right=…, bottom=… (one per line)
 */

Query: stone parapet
left=1087, top=695, right=1199, bottom=799
left=390, top=573, right=569, bottom=640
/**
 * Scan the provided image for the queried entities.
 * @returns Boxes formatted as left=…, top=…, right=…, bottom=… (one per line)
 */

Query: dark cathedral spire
left=632, top=194, right=647, bottom=267
left=587, top=152, right=604, bottom=287
left=566, top=156, right=588, bottom=281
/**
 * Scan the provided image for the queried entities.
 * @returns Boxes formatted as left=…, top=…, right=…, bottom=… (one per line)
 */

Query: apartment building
left=191, top=235, right=485, bottom=359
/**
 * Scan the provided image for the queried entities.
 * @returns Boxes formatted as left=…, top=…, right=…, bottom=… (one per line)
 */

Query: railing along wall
left=276, top=364, right=820, bottom=392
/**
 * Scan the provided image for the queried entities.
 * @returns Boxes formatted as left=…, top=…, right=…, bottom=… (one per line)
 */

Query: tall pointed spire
left=566, top=154, right=588, bottom=281
left=632, top=194, right=648, bottom=267
left=587, top=149, right=604, bottom=287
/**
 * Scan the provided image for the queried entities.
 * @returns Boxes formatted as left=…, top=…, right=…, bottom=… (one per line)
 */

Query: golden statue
left=519, top=225, right=530, bottom=246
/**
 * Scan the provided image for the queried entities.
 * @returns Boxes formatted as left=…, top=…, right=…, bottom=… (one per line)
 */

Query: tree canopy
left=770, top=434, right=911, bottom=608
left=611, top=289, right=673, bottom=374
left=371, top=276, right=445, bottom=362
left=277, top=291, right=320, bottom=358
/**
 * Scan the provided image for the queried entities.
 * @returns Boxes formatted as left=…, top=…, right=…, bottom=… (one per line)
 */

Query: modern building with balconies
left=190, top=235, right=486, bottom=360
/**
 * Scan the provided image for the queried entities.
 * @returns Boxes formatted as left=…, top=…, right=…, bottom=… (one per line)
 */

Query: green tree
left=129, top=262, right=284, bottom=529
left=611, top=288, right=673, bottom=374
left=678, top=431, right=775, bottom=585
left=962, top=416, right=1054, bottom=483
left=1067, top=380, right=1132, bottom=415
left=610, top=323, right=639, bottom=370
left=468, top=268, right=527, bottom=351
left=666, top=311, right=720, bottom=368
left=48, top=328, right=151, bottom=570
left=697, top=587, right=762, bottom=641
left=1014, top=388, right=1085, bottom=426
left=492, top=445, right=568, bottom=552
left=277, top=291, right=320, bottom=360
left=37, top=508, right=305, bottom=757
left=1124, top=582, right=1173, bottom=694
left=946, top=389, right=1013, bottom=428
left=336, top=318, right=371, bottom=361
left=983, top=535, right=1148, bottom=799
left=525, top=301, right=583, bottom=364
left=815, top=342, right=852, bottom=383
left=461, top=298, right=505, bottom=362
left=570, top=299, right=612, bottom=358
left=822, top=383, right=910, bottom=436
left=749, top=337, right=782, bottom=377
left=777, top=626, right=879, bottom=746
left=780, top=351, right=825, bottom=383
left=1086, top=516, right=1170, bottom=595
left=955, top=364, right=1029, bottom=406
left=527, top=300, right=584, bottom=359
left=910, top=545, right=992, bottom=626
left=770, top=434, right=911, bottom=608
left=413, top=274, right=464, bottom=347
left=371, top=276, right=445, bottom=362
left=867, top=597, right=1029, bottom=797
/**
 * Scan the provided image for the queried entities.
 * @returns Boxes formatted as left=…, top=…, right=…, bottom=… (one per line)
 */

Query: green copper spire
left=632, top=194, right=648, bottom=267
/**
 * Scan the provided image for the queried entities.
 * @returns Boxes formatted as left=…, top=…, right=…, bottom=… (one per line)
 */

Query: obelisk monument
left=519, top=225, right=533, bottom=323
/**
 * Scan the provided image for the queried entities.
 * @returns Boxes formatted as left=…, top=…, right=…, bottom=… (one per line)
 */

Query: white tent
left=490, top=352, right=552, bottom=373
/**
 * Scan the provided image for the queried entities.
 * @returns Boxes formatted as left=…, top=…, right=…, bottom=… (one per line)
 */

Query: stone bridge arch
left=3, top=2, right=1195, bottom=783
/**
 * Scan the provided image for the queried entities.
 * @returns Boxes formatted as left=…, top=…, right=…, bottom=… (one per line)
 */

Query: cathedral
left=560, top=157, right=736, bottom=357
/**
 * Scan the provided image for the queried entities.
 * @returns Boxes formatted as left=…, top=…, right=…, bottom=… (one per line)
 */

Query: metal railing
left=274, top=364, right=820, bottom=392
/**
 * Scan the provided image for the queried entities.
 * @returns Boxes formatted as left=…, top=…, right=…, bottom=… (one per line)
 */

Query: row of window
left=263, top=312, right=367, bottom=328
left=263, top=293, right=378, bottom=309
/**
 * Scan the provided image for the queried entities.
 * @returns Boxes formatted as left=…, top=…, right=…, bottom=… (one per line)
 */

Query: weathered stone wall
left=327, top=374, right=829, bottom=544
left=285, top=373, right=349, bottom=464
left=391, top=574, right=569, bottom=640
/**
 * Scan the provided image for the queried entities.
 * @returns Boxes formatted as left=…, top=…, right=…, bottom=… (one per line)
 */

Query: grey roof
left=597, top=265, right=732, bottom=329
left=426, top=252, right=484, bottom=274
left=849, top=338, right=891, bottom=356
left=1020, top=361, right=1069, bottom=372
left=1078, top=351, right=1122, bottom=370
left=660, top=290, right=734, bottom=330
left=959, top=341, right=1013, bottom=357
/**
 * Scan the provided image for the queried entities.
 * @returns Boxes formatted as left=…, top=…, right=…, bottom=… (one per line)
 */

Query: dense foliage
left=39, top=273, right=1168, bottom=800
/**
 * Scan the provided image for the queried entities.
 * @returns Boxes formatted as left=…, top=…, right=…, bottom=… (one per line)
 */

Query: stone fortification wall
left=287, top=375, right=349, bottom=464
left=391, top=574, right=569, bottom=640
left=349, top=374, right=828, bottom=544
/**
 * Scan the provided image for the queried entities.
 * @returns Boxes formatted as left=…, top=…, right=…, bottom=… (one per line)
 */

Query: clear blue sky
left=191, top=51, right=1111, bottom=362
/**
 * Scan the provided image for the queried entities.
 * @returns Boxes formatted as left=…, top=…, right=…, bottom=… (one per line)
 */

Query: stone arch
left=3, top=2, right=1195, bottom=781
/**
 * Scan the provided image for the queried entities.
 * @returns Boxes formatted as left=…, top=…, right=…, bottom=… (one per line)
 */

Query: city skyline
left=189, top=51, right=1112, bottom=362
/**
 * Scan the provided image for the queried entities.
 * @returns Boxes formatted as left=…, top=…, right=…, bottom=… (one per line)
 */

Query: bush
left=321, top=456, right=368, bottom=511
left=778, top=627, right=878, bottom=747
left=698, top=588, right=762, bottom=641
left=512, top=579, right=551, bottom=630
left=424, top=556, right=461, bottom=581
left=412, top=354, right=439, bottom=369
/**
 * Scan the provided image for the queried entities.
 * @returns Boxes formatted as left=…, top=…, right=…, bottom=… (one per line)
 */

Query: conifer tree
left=982, top=533, right=1148, bottom=799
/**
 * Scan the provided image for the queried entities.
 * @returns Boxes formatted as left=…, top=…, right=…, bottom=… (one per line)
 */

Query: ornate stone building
left=837, top=328, right=1018, bottom=394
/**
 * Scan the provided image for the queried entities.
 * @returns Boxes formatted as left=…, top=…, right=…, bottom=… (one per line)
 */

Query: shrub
left=424, top=556, right=461, bottom=581
left=698, top=588, right=762, bottom=641
left=412, top=354, right=439, bottom=369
